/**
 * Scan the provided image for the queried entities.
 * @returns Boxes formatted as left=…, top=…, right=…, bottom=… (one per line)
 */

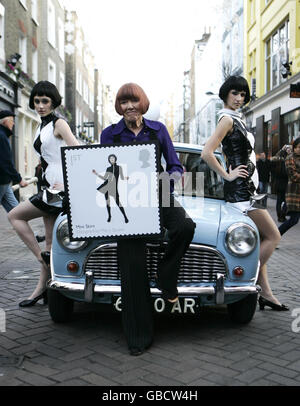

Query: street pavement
left=0, top=197, right=300, bottom=388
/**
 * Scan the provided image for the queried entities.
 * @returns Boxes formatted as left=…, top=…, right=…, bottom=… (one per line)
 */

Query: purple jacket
left=100, top=118, right=183, bottom=178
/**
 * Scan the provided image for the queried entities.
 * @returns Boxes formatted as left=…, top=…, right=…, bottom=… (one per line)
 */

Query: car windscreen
left=162, top=151, right=224, bottom=199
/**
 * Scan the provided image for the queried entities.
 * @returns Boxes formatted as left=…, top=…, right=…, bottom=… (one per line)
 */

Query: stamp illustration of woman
left=92, top=154, right=129, bottom=223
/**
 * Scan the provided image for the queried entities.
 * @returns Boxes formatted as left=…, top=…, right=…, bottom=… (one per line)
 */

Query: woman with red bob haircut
left=101, top=83, right=195, bottom=356
left=115, top=83, right=150, bottom=116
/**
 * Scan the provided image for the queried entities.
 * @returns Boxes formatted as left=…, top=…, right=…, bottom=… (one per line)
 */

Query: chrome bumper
left=47, top=273, right=260, bottom=305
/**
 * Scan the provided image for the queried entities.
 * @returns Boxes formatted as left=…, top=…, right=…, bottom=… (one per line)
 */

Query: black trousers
left=117, top=197, right=196, bottom=350
left=278, top=211, right=300, bottom=236
left=276, top=190, right=286, bottom=218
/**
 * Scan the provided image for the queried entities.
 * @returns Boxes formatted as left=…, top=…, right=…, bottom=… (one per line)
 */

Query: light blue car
left=47, top=143, right=260, bottom=324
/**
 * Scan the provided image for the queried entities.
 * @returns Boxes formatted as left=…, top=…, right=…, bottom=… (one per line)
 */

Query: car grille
left=84, top=243, right=227, bottom=283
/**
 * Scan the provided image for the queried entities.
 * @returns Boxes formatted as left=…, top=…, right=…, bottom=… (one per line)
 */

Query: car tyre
left=227, top=293, right=258, bottom=324
left=47, top=289, right=74, bottom=323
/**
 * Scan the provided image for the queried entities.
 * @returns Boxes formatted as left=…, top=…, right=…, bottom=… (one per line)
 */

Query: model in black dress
left=93, top=154, right=129, bottom=223
left=201, top=76, right=288, bottom=311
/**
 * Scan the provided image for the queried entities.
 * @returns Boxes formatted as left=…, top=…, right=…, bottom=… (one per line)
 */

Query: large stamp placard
left=61, top=142, right=161, bottom=240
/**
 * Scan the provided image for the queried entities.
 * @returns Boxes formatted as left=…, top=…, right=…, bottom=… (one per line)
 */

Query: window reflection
left=175, top=152, right=224, bottom=199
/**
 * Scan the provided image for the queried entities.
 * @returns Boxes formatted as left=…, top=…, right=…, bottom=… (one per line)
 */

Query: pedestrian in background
left=256, top=152, right=271, bottom=208
left=0, top=110, right=28, bottom=212
left=8, top=81, right=79, bottom=308
left=270, top=145, right=290, bottom=222
left=34, top=160, right=43, bottom=193
left=278, top=138, right=300, bottom=236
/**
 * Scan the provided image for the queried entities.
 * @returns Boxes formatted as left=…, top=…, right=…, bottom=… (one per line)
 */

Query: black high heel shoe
left=41, top=251, right=50, bottom=267
left=156, top=278, right=178, bottom=303
left=258, top=296, right=289, bottom=311
left=129, top=340, right=153, bottom=356
left=19, top=291, right=48, bottom=308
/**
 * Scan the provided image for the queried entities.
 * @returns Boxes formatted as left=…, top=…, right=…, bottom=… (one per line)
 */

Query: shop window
left=284, top=110, right=300, bottom=143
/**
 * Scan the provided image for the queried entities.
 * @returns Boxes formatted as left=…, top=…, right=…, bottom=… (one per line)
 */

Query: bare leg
left=8, top=201, right=56, bottom=300
left=43, top=215, right=57, bottom=252
left=24, top=216, right=57, bottom=300
left=28, top=263, right=50, bottom=300
left=248, top=209, right=281, bottom=305
left=8, top=200, right=47, bottom=263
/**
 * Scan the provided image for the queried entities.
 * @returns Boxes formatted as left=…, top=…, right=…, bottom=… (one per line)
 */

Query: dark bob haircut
left=292, top=137, right=300, bottom=151
left=219, top=76, right=250, bottom=105
left=29, top=81, right=62, bottom=110
left=115, top=83, right=150, bottom=116
left=108, top=154, right=117, bottom=163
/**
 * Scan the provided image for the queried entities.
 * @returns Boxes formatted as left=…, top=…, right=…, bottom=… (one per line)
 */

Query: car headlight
left=56, top=219, right=88, bottom=252
left=225, top=223, right=257, bottom=257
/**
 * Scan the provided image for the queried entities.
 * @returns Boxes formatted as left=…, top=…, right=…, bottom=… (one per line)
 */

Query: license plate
left=113, top=296, right=200, bottom=314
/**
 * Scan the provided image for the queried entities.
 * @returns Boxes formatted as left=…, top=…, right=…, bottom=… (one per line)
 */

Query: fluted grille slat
left=84, top=243, right=226, bottom=282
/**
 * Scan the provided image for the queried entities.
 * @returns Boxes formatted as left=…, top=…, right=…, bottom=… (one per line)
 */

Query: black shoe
left=19, top=291, right=48, bottom=307
left=156, top=278, right=178, bottom=303
left=36, top=235, right=46, bottom=243
left=129, top=347, right=143, bottom=356
left=258, top=296, right=289, bottom=311
left=107, top=216, right=111, bottom=222
left=129, top=340, right=153, bottom=356
left=41, top=251, right=50, bottom=266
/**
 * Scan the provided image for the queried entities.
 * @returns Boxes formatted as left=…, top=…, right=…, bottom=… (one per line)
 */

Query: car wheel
left=47, top=289, right=74, bottom=323
left=227, top=293, right=258, bottom=324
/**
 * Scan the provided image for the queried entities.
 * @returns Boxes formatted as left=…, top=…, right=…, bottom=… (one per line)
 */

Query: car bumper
left=47, top=273, right=261, bottom=305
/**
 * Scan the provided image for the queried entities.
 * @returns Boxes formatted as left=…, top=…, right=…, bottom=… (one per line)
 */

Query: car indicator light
left=233, top=266, right=244, bottom=277
left=67, top=261, right=79, bottom=273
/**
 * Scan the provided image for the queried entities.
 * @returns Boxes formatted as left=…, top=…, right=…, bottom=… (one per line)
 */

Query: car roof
left=173, top=142, right=222, bottom=156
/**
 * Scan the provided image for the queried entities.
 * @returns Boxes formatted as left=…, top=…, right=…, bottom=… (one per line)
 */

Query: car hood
left=176, top=195, right=221, bottom=246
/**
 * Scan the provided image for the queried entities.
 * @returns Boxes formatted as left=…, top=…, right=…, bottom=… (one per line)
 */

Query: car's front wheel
left=227, top=293, right=258, bottom=324
left=47, top=289, right=74, bottom=323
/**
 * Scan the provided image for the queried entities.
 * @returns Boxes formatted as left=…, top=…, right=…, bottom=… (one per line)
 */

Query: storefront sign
left=0, top=76, right=15, bottom=104
left=290, top=83, right=300, bottom=98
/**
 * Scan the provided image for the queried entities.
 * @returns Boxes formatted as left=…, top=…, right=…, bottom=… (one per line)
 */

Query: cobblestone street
left=0, top=198, right=300, bottom=387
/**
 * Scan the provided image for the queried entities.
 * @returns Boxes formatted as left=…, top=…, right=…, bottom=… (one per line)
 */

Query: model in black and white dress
left=201, top=76, right=288, bottom=311
left=8, top=81, right=79, bottom=307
